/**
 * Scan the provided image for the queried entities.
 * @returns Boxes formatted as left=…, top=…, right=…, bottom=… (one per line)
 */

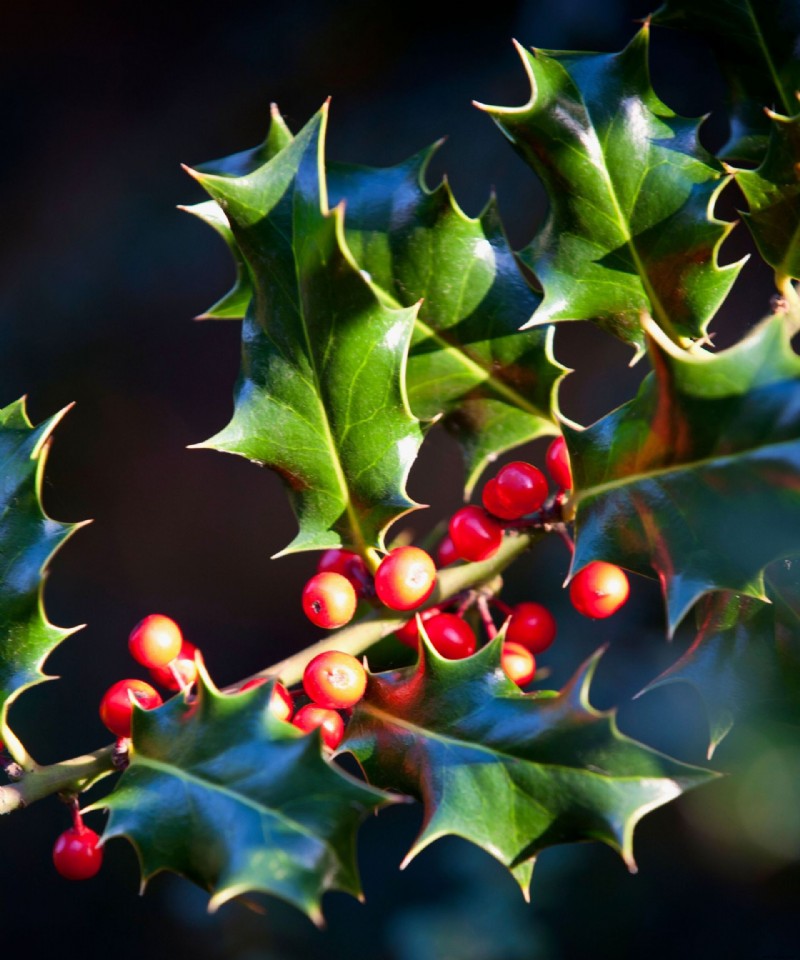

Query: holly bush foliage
left=2, top=0, right=800, bottom=926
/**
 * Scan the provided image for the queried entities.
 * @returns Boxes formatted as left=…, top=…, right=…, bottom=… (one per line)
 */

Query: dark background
left=1, top=1, right=798, bottom=958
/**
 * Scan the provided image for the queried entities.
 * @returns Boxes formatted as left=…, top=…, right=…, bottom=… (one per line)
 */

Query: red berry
left=53, top=826, right=103, bottom=880
left=546, top=436, right=573, bottom=490
left=292, top=704, right=345, bottom=750
left=436, top=535, right=459, bottom=568
left=494, top=461, right=548, bottom=516
left=302, top=572, right=357, bottom=628
left=236, top=678, right=295, bottom=722
left=569, top=561, right=630, bottom=618
left=395, top=616, right=422, bottom=648
left=422, top=613, right=476, bottom=659
left=303, top=651, right=367, bottom=709
left=317, top=548, right=370, bottom=596
left=501, top=641, right=537, bottom=686
left=506, top=602, right=557, bottom=654
left=99, top=679, right=162, bottom=738
left=449, top=506, right=503, bottom=562
left=482, top=478, right=523, bottom=521
left=149, top=640, right=198, bottom=691
left=128, top=614, right=183, bottom=669
left=374, top=546, right=436, bottom=611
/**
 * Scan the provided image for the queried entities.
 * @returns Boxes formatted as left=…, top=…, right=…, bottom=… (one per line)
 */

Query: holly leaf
left=481, top=25, right=742, bottom=354
left=567, top=311, right=800, bottom=633
left=728, top=107, right=800, bottom=281
left=186, top=111, right=564, bottom=494
left=181, top=105, right=293, bottom=320
left=654, top=0, right=800, bottom=163
left=0, top=398, right=81, bottom=744
left=327, top=152, right=564, bottom=494
left=99, top=663, right=395, bottom=925
left=187, top=104, right=425, bottom=556
left=639, top=592, right=779, bottom=758
left=344, top=637, right=714, bottom=896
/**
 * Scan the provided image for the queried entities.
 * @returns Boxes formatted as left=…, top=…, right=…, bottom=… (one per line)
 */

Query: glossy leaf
left=182, top=105, right=293, bottom=320
left=567, top=312, right=800, bottom=633
left=482, top=25, right=741, bottom=354
left=641, top=592, right=779, bottom=758
left=187, top=109, right=564, bottom=494
left=188, top=105, right=425, bottom=556
left=345, top=636, right=714, bottom=896
left=328, top=152, right=564, bottom=493
left=654, top=0, right=800, bottom=162
left=729, top=108, right=800, bottom=282
left=0, top=398, right=80, bottom=742
left=100, top=664, right=394, bottom=924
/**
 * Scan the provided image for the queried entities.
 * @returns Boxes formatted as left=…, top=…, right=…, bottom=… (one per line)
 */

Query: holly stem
left=0, top=746, right=116, bottom=816
left=477, top=595, right=498, bottom=641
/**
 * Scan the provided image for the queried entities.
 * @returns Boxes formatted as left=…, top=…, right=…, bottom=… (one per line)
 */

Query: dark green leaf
left=345, top=637, right=714, bottom=896
left=328, top=152, right=564, bottom=493
left=654, top=0, right=800, bottom=162
left=482, top=25, right=742, bottom=353
left=0, top=398, right=80, bottom=742
left=729, top=108, right=800, bottom=282
left=567, top=312, right=800, bottom=633
left=188, top=105, right=425, bottom=556
left=100, top=664, right=395, bottom=924
left=640, top=592, right=778, bottom=758
left=181, top=105, right=293, bottom=320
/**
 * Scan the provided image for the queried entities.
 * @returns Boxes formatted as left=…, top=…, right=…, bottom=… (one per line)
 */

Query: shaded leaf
left=482, top=25, right=741, bottom=353
left=729, top=107, right=800, bottom=281
left=345, top=636, right=714, bottom=896
left=100, top=664, right=395, bottom=924
left=654, top=0, right=800, bottom=162
left=0, top=398, right=81, bottom=745
left=188, top=105, right=424, bottom=556
left=567, top=312, right=800, bottom=633
left=640, top=592, right=778, bottom=758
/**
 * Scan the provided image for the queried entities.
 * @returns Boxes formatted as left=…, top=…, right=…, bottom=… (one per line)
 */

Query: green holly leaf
left=728, top=108, right=800, bottom=282
left=0, top=398, right=81, bottom=745
left=327, top=152, right=564, bottom=494
left=187, top=110, right=564, bottom=494
left=481, top=25, right=742, bottom=354
left=639, top=592, right=779, bottom=758
left=344, top=637, right=714, bottom=896
left=567, top=311, right=800, bottom=634
left=99, top=663, right=395, bottom=924
left=654, top=0, right=800, bottom=163
left=181, top=105, right=293, bottom=320
left=187, top=105, right=425, bottom=556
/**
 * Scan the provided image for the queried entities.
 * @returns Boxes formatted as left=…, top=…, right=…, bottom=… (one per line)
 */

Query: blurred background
left=1, top=1, right=798, bottom=957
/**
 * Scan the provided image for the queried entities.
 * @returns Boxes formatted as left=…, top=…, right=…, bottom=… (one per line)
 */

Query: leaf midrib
left=576, top=435, right=800, bottom=502
left=745, top=0, right=794, bottom=116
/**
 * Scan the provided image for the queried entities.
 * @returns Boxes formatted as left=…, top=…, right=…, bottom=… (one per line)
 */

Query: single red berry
left=53, top=826, right=103, bottom=880
left=149, top=640, right=198, bottom=691
left=436, top=535, right=459, bottom=568
left=422, top=613, right=476, bottom=659
left=374, top=546, right=436, bottom=611
left=569, top=561, right=630, bottom=618
left=302, top=572, right=357, bottom=628
left=292, top=704, right=345, bottom=750
left=99, top=679, right=162, bottom=738
left=128, top=614, right=183, bottom=669
left=449, top=506, right=503, bottom=562
left=501, top=641, right=537, bottom=686
left=303, top=651, right=367, bottom=709
left=506, top=602, right=557, bottom=654
left=317, top=548, right=370, bottom=596
left=494, top=461, right=548, bottom=516
left=546, top=435, right=573, bottom=490
left=482, top=478, right=524, bottom=521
